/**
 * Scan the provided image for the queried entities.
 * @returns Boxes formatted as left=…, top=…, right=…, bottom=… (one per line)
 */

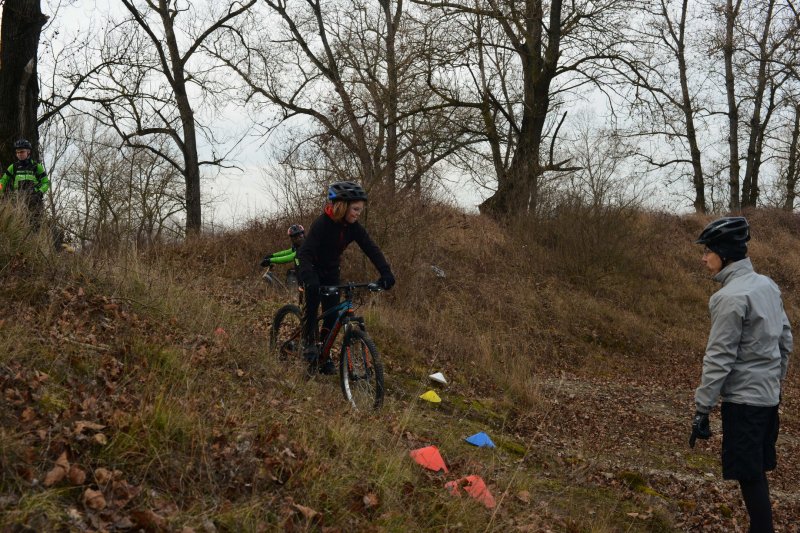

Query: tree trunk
left=784, top=103, right=800, bottom=211
left=381, top=0, right=399, bottom=194
left=158, top=0, right=202, bottom=234
left=741, top=0, right=775, bottom=208
left=0, top=0, right=47, bottom=164
left=677, top=0, right=705, bottom=213
left=724, top=0, right=741, bottom=211
left=479, top=0, right=561, bottom=218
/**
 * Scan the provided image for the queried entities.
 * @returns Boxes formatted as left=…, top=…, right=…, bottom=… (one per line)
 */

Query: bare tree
left=714, top=0, right=799, bottom=208
left=86, top=0, right=256, bottom=234
left=0, top=0, right=49, bottom=163
left=415, top=0, right=638, bottom=218
left=782, top=98, right=800, bottom=210
left=55, top=118, right=184, bottom=248
left=721, top=0, right=743, bottom=209
left=210, top=0, right=478, bottom=198
left=561, top=111, right=642, bottom=208
left=621, top=0, right=709, bottom=212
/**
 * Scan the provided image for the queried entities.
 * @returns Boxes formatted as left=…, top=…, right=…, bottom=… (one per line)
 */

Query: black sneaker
left=319, top=358, right=336, bottom=375
left=304, top=346, right=319, bottom=376
left=303, top=345, right=318, bottom=362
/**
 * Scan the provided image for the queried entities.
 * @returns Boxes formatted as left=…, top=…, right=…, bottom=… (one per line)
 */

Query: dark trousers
left=26, top=192, right=44, bottom=230
left=721, top=402, right=779, bottom=533
left=739, top=473, right=774, bottom=533
left=302, top=274, right=340, bottom=350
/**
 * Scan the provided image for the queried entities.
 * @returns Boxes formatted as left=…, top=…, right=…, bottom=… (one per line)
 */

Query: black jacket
left=297, top=211, right=391, bottom=282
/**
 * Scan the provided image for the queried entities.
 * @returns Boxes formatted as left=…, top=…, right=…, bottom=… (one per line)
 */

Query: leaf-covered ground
left=2, top=208, right=800, bottom=531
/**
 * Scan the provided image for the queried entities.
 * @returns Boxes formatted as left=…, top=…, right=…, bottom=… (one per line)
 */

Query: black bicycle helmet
left=14, top=139, right=32, bottom=150
left=327, top=181, right=368, bottom=202
left=287, top=224, right=305, bottom=236
left=695, top=216, right=750, bottom=245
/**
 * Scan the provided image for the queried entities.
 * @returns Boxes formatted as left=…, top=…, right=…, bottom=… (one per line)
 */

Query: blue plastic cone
left=465, top=432, right=496, bottom=448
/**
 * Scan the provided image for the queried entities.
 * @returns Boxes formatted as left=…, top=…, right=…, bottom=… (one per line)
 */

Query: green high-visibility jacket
left=1, top=159, right=50, bottom=194
left=269, top=248, right=298, bottom=265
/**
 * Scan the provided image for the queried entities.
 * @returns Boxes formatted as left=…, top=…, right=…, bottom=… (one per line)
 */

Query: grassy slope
left=1, top=203, right=799, bottom=532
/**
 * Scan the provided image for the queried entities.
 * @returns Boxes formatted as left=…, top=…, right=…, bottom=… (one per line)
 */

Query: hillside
left=1, top=201, right=799, bottom=532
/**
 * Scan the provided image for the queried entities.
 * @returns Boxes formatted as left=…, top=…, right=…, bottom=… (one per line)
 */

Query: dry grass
left=2, top=200, right=799, bottom=531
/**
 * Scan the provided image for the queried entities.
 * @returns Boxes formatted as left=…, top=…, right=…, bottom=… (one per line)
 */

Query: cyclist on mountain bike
left=260, top=224, right=305, bottom=268
left=297, top=181, right=395, bottom=375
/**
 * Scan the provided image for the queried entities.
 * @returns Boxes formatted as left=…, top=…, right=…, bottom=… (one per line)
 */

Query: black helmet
left=287, top=224, right=305, bottom=237
left=327, top=181, right=367, bottom=202
left=695, top=216, right=750, bottom=246
left=14, top=139, right=32, bottom=150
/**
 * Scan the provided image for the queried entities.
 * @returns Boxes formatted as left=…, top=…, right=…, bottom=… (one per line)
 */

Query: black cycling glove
left=689, top=411, right=711, bottom=448
left=378, top=271, right=395, bottom=290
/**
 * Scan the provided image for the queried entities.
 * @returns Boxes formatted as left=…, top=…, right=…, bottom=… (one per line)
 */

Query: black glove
left=689, top=411, right=711, bottom=448
left=259, top=255, right=271, bottom=268
left=378, top=271, right=395, bottom=290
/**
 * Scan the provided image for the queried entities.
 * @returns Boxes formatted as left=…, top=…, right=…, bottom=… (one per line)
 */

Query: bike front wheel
left=269, top=303, right=303, bottom=361
left=339, top=328, right=384, bottom=410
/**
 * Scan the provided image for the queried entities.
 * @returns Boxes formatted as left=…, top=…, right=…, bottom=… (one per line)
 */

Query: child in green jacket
left=260, top=224, right=305, bottom=268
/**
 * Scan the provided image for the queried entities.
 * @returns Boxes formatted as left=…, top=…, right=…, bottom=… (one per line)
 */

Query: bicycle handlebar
left=320, top=282, right=382, bottom=296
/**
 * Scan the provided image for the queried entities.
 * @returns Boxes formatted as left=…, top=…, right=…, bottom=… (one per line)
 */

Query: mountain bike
left=262, top=263, right=299, bottom=293
left=269, top=282, right=385, bottom=410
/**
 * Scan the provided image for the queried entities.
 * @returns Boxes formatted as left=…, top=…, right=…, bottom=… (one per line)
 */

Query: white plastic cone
left=429, top=372, right=447, bottom=385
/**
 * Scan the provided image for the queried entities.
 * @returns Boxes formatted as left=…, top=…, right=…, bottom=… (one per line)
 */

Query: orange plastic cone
left=409, top=445, right=448, bottom=473
left=444, top=475, right=496, bottom=509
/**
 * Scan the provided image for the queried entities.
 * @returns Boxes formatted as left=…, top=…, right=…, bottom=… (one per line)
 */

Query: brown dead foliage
left=3, top=207, right=800, bottom=531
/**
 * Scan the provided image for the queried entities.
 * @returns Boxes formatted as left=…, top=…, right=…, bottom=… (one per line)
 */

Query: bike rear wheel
left=269, top=304, right=303, bottom=361
left=339, top=328, right=384, bottom=410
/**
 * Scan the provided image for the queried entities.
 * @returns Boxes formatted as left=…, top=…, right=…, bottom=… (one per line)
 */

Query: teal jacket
left=695, top=258, right=792, bottom=412
left=1, top=159, right=50, bottom=194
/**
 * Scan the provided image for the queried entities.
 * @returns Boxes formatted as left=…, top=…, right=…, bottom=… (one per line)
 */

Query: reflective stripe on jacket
left=695, top=258, right=792, bottom=413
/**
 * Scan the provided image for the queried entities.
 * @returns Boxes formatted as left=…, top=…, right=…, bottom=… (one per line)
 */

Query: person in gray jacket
left=691, top=216, right=792, bottom=533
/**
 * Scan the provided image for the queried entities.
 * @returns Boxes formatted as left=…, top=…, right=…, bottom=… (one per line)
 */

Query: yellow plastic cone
left=420, top=390, right=442, bottom=403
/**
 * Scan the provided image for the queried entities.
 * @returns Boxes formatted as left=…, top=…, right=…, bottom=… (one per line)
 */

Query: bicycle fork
left=341, top=318, right=372, bottom=381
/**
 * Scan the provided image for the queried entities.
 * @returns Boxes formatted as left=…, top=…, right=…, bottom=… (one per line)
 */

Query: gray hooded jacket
left=695, top=258, right=792, bottom=413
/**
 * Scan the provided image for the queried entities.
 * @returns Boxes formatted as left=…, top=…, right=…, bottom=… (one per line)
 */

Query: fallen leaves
left=74, top=421, right=106, bottom=434
left=83, top=488, right=106, bottom=510
left=131, top=509, right=168, bottom=530
left=68, top=465, right=87, bottom=485
left=94, top=467, right=114, bottom=485
left=292, top=502, right=319, bottom=521
left=362, top=492, right=379, bottom=509
left=20, top=407, right=36, bottom=423
left=43, top=451, right=70, bottom=487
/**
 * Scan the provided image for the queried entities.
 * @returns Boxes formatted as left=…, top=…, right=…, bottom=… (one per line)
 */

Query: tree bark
left=785, top=102, right=800, bottom=211
left=479, top=0, right=561, bottom=217
left=724, top=0, right=741, bottom=211
left=157, top=0, right=202, bottom=234
left=380, top=0, right=400, bottom=193
left=741, top=0, right=776, bottom=208
left=0, top=0, right=48, bottom=164
left=676, top=0, right=705, bottom=213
